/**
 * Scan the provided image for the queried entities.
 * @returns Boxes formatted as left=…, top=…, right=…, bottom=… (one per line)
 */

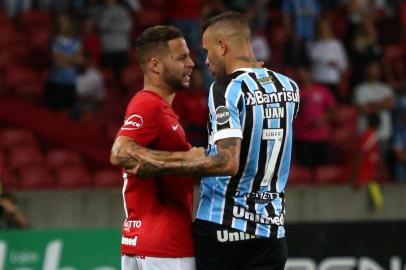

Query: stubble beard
left=163, top=67, right=189, bottom=91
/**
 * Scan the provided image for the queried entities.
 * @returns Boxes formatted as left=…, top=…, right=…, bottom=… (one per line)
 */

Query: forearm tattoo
left=145, top=138, right=240, bottom=176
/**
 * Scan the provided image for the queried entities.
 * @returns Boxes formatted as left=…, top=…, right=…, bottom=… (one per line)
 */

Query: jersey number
left=260, top=129, right=284, bottom=187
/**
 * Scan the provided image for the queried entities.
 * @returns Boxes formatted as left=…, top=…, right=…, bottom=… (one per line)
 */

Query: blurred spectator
left=392, top=87, right=406, bottom=182
left=221, top=0, right=269, bottom=30
left=0, top=192, right=29, bottom=229
left=35, top=0, right=81, bottom=13
left=123, top=0, right=141, bottom=12
left=98, top=0, right=132, bottom=80
left=293, top=64, right=336, bottom=169
left=393, top=112, right=406, bottom=183
left=282, top=0, right=321, bottom=42
left=351, top=113, right=385, bottom=212
left=173, top=68, right=208, bottom=147
left=45, top=13, right=82, bottom=111
left=344, top=0, right=389, bottom=31
left=2, top=0, right=32, bottom=17
left=349, top=16, right=383, bottom=87
left=166, top=0, right=201, bottom=54
left=282, top=0, right=321, bottom=67
left=351, top=113, right=381, bottom=187
left=252, top=30, right=271, bottom=64
left=81, top=15, right=101, bottom=65
left=354, top=61, right=395, bottom=159
left=75, top=51, right=105, bottom=115
left=307, top=18, right=348, bottom=100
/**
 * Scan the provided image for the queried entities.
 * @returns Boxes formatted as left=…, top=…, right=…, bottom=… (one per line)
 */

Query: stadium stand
left=0, top=0, right=404, bottom=191
left=55, top=165, right=92, bottom=189
left=18, top=165, right=54, bottom=189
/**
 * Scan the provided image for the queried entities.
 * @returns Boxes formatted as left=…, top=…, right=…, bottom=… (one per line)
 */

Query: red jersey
left=356, top=128, right=379, bottom=185
left=117, top=90, right=194, bottom=257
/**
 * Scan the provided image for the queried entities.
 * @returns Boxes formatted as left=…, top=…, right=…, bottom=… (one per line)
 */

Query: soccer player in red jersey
left=110, top=25, right=203, bottom=270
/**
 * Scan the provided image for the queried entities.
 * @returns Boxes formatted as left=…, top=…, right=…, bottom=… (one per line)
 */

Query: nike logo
left=172, top=124, right=179, bottom=131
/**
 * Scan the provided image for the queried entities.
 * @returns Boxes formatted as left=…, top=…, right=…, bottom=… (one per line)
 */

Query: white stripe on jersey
left=122, top=172, right=129, bottom=218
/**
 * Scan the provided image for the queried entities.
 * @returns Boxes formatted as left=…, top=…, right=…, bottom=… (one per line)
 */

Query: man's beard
left=163, top=67, right=188, bottom=91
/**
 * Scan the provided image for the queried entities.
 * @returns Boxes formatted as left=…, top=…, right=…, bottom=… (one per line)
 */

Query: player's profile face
left=161, top=38, right=194, bottom=90
left=202, top=29, right=226, bottom=79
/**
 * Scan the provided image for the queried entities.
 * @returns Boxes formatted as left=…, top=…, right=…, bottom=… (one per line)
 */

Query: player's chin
left=182, top=77, right=191, bottom=88
left=182, top=81, right=191, bottom=88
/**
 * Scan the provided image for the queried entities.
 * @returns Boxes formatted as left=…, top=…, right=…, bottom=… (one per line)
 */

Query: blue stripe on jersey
left=197, top=85, right=217, bottom=221
left=251, top=69, right=278, bottom=237
left=227, top=73, right=259, bottom=230
left=210, top=175, right=229, bottom=223
left=236, top=73, right=262, bottom=187
left=225, top=80, right=243, bottom=129
left=274, top=73, right=295, bottom=193
left=233, top=73, right=262, bottom=208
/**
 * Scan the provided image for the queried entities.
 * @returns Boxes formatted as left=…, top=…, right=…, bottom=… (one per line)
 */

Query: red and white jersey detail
left=117, top=90, right=194, bottom=257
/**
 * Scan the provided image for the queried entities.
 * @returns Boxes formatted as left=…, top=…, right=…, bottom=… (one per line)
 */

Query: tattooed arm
left=110, top=136, right=205, bottom=169
left=126, top=137, right=241, bottom=177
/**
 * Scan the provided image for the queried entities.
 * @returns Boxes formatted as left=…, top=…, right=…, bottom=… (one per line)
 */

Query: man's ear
left=149, top=57, right=162, bottom=74
left=218, top=39, right=227, bottom=56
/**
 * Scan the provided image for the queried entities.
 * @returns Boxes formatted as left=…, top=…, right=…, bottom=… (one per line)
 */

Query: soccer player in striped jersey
left=127, top=11, right=300, bottom=270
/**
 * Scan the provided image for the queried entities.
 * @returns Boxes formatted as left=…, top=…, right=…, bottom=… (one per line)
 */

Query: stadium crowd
left=0, top=0, right=406, bottom=191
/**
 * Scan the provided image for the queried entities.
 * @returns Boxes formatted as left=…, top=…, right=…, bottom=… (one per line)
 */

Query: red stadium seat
left=4, top=66, right=43, bottom=99
left=93, top=169, right=122, bottom=188
left=17, top=11, right=52, bottom=32
left=0, top=25, right=24, bottom=47
left=8, top=145, right=44, bottom=170
left=267, top=24, right=287, bottom=67
left=55, top=165, right=91, bottom=189
left=45, top=149, right=82, bottom=170
left=99, top=68, right=117, bottom=87
left=28, top=28, right=50, bottom=51
left=288, top=165, right=312, bottom=184
left=335, top=105, right=358, bottom=125
left=140, top=0, right=165, bottom=8
left=18, top=166, right=54, bottom=189
left=314, top=165, right=347, bottom=184
left=103, top=121, right=122, bottom=141
left=0, top=128, right=37, bottom=150
left=135, top=9, right=165, bottom=29
left=0, top=9, right=10, bottom=26
left=1, top=169, right=18, bottom=191
left=121, top=65, right=143, bottom=92
left=0, top=150, right=5, bottom=171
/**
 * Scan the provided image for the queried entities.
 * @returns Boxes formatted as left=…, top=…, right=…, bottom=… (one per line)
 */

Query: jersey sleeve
left=117, top=95, right=161, bottom=146
left=208, top=79, right=243, bottom=143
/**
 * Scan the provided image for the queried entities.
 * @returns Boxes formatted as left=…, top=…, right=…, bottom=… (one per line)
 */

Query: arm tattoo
left=217, top=138, right=238, bottom=150
left=139, top=138, right=240, bottom=177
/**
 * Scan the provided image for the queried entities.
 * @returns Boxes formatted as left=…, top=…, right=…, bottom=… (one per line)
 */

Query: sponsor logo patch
left=216, top=229, right=257, bottom=242
left=122, top=114, right=143, bottom=130
left=215, top=106, right=230, bottom=125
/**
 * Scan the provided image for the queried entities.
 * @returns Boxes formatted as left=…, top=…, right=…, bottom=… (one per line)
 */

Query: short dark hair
left=202, top=11, right=248, bottom=33
left=135, top=25, right=183, bottom=68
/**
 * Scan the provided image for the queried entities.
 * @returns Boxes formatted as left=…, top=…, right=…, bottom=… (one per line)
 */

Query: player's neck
left=226, top=45, right=261, bottom=74
left=144, top=81, right=176, bottom=105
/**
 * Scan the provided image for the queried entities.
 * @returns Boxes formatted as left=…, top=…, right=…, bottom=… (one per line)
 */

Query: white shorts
left=121, top=255, right=195, bottom=270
